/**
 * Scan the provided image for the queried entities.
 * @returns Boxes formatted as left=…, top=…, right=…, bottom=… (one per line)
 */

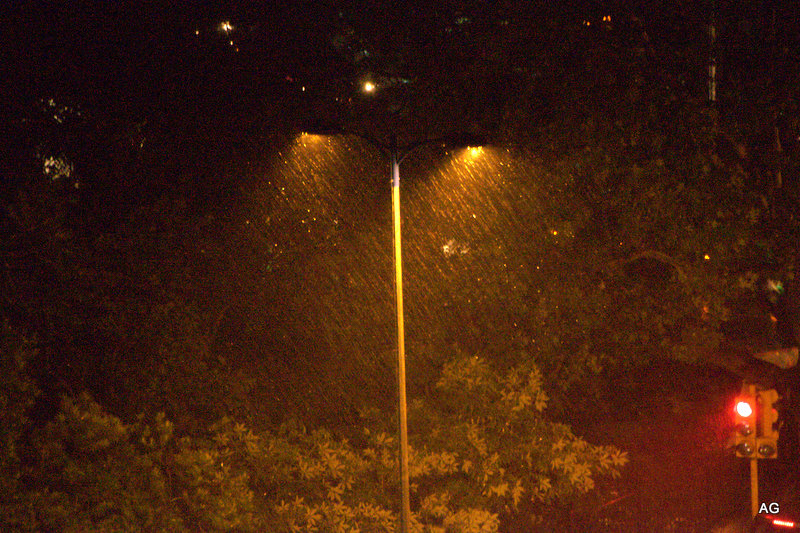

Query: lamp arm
left=397, top=137, right=451, bottom=164
left=349, top=130, right=390, bottom=160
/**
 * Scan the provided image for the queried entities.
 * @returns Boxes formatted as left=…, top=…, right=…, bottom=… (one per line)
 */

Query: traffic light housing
left=757, top=388, right=780, bottom=459
left=734, top=384, right=757, bottom=457
left=733, top=383, right=781, bottom=459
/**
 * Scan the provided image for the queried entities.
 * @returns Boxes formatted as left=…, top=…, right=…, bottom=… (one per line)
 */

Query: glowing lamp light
left=220, top=21, right=233, bottom=33
left=735, top=401, right=753, bottom=418
left=363, top=81, right=376, bottom=93
left=299, top=132, right=325, bottom=142
left=468, top=146, right=482, bottom=157
left=734, top=385, right=761, bottom=459
left=772, top=518, right=796, bottom=528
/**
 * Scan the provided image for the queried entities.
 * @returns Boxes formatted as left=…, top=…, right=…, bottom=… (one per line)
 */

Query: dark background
left=3, top=1, right=800, bottom=530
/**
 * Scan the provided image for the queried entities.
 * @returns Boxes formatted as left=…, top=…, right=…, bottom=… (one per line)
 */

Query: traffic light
left=733, top=383, right=781, bottom=459
left=734, top=385, right=757, bottom=457
left=756, top=388, right=780, bottom=459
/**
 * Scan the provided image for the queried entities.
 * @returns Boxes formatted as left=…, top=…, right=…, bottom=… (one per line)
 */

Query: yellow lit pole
left=388, top=136, right=485, bottom=533
left=390, top=137, right=483, bottom=532
left=390, top=136, right=411, bottom=533
left=297, top=123, right=484, bottom=533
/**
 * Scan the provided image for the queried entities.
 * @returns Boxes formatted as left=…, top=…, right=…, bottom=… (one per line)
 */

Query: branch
left=608, top=250, right=688, bottom=282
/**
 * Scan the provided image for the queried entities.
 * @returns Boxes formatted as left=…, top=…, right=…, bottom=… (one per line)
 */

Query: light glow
left=452, top=145, right=489, bottom=164
left=363, top=81, right=376, bottom=93
left=772, top=519, right=795, bottom=528
left=735, top=401, right=753, bottom=418
left=220, top=21, right=233, bottom=33
left=298, top=133, right=327, bottom=145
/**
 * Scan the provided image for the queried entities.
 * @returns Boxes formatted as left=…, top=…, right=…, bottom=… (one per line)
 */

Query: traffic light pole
left=734, top=382, right=782, bottom=518
left=750, top=456, right=758, bottom=518
left=746, top=382, right=759, bottom=518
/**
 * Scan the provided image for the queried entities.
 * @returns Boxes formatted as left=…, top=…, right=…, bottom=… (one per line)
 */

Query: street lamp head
left=298, top=119, right=344, bottom=137
left=449, top=132, right=488, bottom=149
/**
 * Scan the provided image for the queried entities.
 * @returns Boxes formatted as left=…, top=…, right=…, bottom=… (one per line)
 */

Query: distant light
left=301, top=86, right=306, bottom=92
left=220, top=21, right=233, bottom=33
left=229, top=40, right=234, bottom=46
left=703, top=254, right=710, bottom=260
left=363, top=81, right=376, bottom=93
left=469, top=147, right=482, bottom=157
left=551, top=230, right=558, bottom=236
left=195, top=29, right=199, bottom=35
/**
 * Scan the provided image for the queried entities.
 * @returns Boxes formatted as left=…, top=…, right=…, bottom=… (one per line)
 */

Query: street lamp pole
left=390, top=134, right=411, bottom=533
left=297, top=122, right=484, bottom=533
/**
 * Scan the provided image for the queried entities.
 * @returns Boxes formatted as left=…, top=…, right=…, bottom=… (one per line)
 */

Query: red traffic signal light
left=735, top=400, right=753, bottom=418
left=734, top=385, right=757, bottom=457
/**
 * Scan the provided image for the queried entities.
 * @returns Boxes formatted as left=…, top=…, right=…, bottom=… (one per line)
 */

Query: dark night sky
left=4, top=0, right=797, bottom=182
left=5, top=1, right=796, bottom=105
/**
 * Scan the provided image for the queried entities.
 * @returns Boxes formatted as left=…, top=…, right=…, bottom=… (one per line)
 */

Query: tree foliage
left=1, top=353, right=624, bottom=532
left=0, top=322, right=40, bottom=528
left=12, top=393, right=255, bottom=532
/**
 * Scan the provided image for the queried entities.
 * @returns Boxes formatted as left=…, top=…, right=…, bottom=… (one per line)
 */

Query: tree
left=13, top=393, right=256, bottom=532
left=0, top=352, right=624, bottom=532
left=0, top=322, right=40, bottom=529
